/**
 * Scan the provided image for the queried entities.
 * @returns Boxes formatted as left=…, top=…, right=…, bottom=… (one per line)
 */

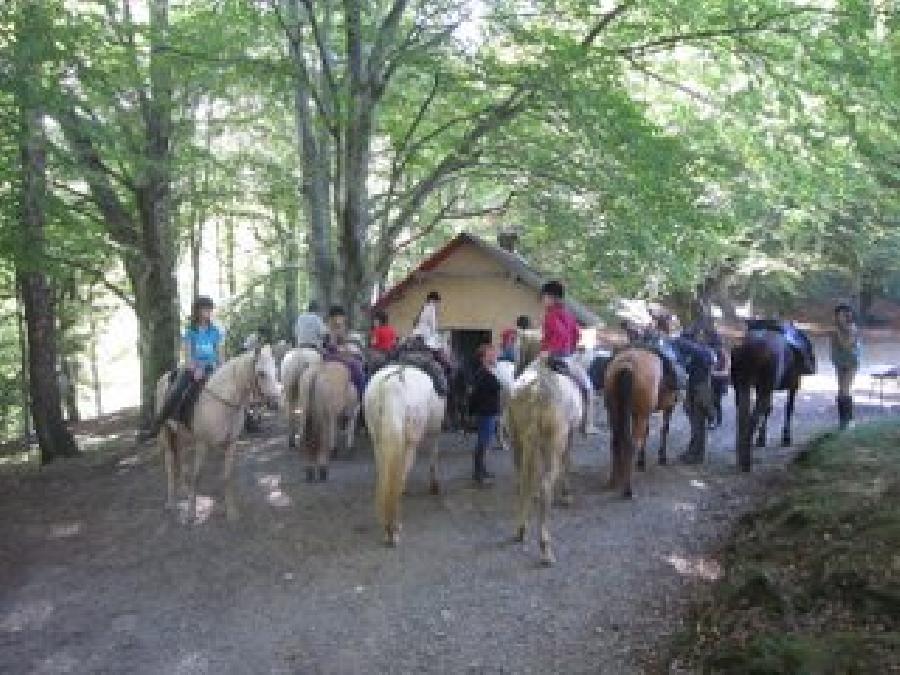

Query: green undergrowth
left=668, top=421, right=900, bottom=674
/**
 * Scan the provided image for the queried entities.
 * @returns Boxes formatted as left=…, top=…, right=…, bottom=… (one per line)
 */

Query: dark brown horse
left=731, top=326, right=814, bottom=471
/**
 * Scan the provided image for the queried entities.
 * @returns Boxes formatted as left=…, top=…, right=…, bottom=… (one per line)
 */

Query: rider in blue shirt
left=139, top=296, right=223, bottom=441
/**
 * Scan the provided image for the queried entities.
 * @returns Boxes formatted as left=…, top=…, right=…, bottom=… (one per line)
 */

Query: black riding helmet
left=834, top=301, right=854, bottom=314
left=193, top=295, right=214, bottom=310
left=540, top=280, right=564, bottom=299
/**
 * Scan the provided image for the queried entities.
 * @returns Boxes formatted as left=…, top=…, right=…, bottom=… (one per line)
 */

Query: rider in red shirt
left=539, top=280, right=598, bottom=434
left=370, top=309, right=398, bottom=352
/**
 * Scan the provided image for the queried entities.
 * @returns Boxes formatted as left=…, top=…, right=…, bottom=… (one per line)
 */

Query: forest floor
left=2, top=334, right=900, bottom=674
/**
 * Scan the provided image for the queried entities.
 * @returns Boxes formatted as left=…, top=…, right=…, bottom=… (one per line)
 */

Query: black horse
left=731, top=321, right=815, bottom=471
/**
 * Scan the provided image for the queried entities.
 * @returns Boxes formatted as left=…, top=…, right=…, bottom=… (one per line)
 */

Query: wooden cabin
left=372, top=232, right=600, bottom=369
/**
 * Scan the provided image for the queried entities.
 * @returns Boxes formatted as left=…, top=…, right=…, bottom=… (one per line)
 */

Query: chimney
left=497, top=230, right=519, bottom=253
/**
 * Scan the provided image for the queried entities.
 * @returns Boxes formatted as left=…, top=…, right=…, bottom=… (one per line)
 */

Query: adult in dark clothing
left=468, top=344, right=503, bottom=486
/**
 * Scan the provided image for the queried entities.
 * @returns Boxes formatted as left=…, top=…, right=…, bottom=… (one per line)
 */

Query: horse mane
left=516, top=330, right=543, bottom=377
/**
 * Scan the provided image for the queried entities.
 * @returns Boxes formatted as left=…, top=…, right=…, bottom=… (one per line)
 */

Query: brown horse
left=295, top=360, right=360, bottom=482
left=604, top=343, right=714, bottom=498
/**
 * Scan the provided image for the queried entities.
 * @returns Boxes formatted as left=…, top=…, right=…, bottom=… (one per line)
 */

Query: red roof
left=371, top=233, right=472, bottom=310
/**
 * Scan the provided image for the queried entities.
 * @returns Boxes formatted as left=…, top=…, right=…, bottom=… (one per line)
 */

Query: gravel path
left=2, top=337, right=898, bottom=674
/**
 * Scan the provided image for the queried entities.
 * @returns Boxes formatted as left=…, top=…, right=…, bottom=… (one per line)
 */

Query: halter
left=201, top=351, right=267, bottom=410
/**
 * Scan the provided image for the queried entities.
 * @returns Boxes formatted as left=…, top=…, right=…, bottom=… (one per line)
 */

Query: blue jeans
left=476, top=414, right=497, bottom=449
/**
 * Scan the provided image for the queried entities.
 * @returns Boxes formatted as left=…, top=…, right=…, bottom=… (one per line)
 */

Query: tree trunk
left=225, top=215, right=236, bottom=295
left=18, top=106, right=78, bottom=462
left=89, top=290, right=102, bottom=418
left=341, top=0, right=374, bottom=327
left=16, top=293, right=32, bottom=446
left=283, top=214, right=300, bottom=342
left=60, top=357, right=80, bottom=423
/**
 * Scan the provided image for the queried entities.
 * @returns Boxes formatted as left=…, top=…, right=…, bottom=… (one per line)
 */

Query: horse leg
left=754, top=391, right=772, bottom=448
left=539, top=443, right=562, bottom=566
left=555, top=432, right=575, bottom=507
left=161, top=428, right=177, bottom=511
left=222, top=441, right=240, bottom=522
left=344, top=402, right=360, bottom=455
left=187, top=441, right=208, bottom=524
left=627, top=417, right=649, bottom=498
left=427, top=431, right=441, bottom=496
left=782, top=387, right=796, bottom=446
left=636, top=413, right=646, bottom=472
left=735, top=386, right=753, bottom=472
left=318, top=415, right=335, bottom=482
left=658, top=407, right=672, bottom=465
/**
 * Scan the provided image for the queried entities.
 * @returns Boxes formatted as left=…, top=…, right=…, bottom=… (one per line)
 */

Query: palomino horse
left=604, top=342, right=714, bottom=498
left=281, top=347, right=323, bottom=450
left=506, top=333, right=583, bottom=566
left=155, top=346, right=282, bottom=522
left=363, top=364, right=445, bottom=546
left=731, top=327, right=813, bottom=471
left=293, top=355, right=361, bottom=482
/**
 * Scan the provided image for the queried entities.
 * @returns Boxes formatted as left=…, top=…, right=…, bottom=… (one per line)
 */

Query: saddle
left=166, top=369, right=207, bottom=428
left=390, top=345, right=449, bottom=397
left=745, top=319, right=815, bottom=375
left=631, top=336, right=689, bottom=391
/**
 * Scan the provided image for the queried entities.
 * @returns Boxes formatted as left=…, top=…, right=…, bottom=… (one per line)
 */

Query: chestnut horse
left=604, top=342, right=714, bottom=498
left=731, top=327, right=813, bottom=471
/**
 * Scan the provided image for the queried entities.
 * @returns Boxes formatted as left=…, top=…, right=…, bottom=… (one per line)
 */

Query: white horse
left=363, top=365, right=446, bottom=546
left=280, top=347, right=324, bottom=449
left=505, top=343, right=583, bottom=566
left=155, top=346, right=282, bottom=523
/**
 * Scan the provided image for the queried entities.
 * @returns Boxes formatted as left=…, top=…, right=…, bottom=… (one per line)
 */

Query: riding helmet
left=540, top=280, right=565, bottom=299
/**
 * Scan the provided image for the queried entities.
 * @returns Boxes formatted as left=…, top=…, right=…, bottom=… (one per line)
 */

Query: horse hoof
left=781, top=437, right=792, bottom=447
left=164, top=500, right=177, bottom=512
left=513, top=528, right=525, bottom=543
left=636, top=462, right=646, bottom=472
left=658, top=456, right=668, bottom=466
left=739, top=463, right=752, bottom=473
left=318, top=467, right=328, bottom=482
left=384, top=529, right=400, bottom=547
left=623, top=488, right=633, bottom=499
left=429, top=481, right=441, bottom=496
left=555, top=494, right=573, bottom=508
left=288, top=437, right=296, bottom=450
left=678, top=453, right=703, bottom=465
left=755, top=439, right=766, bottom=449
left=539, top=544, right=556, bottom=567
left=305, top=467, right=316, bottom=483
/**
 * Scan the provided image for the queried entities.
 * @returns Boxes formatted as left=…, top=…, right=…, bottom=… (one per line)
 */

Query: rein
left=200, top=353, right=263, bottom=411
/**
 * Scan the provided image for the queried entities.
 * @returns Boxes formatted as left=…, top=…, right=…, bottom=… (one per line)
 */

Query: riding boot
left=583, top=389, right=599, bottom=435
left=137, top=371, right=191, bottom=443
left=472, top=444, right=494, bottom=486
left=837, top=395, right=852, bottom=430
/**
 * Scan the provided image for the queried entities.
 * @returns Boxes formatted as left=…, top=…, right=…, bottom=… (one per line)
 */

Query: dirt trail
left=2, top=336, right=899, bottom=674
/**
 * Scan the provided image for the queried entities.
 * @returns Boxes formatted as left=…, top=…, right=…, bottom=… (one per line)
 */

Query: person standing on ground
left=831, top=302, right=861, bottom=430
left=294, top=301, right=327, bottom=350
left=468, top=343, right=503, bottom=486
left=499, top=328, right=517, bottom=362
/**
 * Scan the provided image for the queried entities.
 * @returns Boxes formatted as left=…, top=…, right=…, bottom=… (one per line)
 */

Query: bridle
left=201, top=352, right=271, bottom=411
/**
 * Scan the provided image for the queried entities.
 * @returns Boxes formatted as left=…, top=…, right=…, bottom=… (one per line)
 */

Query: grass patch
left=668, top=420, right=900, bottom=674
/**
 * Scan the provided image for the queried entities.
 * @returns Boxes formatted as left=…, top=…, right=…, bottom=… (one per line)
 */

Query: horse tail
left=290, top=362, right=317, bottom=447
left=615, top=367, right=634, bottom=454
left=371, top=378, right=407, bottom=531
